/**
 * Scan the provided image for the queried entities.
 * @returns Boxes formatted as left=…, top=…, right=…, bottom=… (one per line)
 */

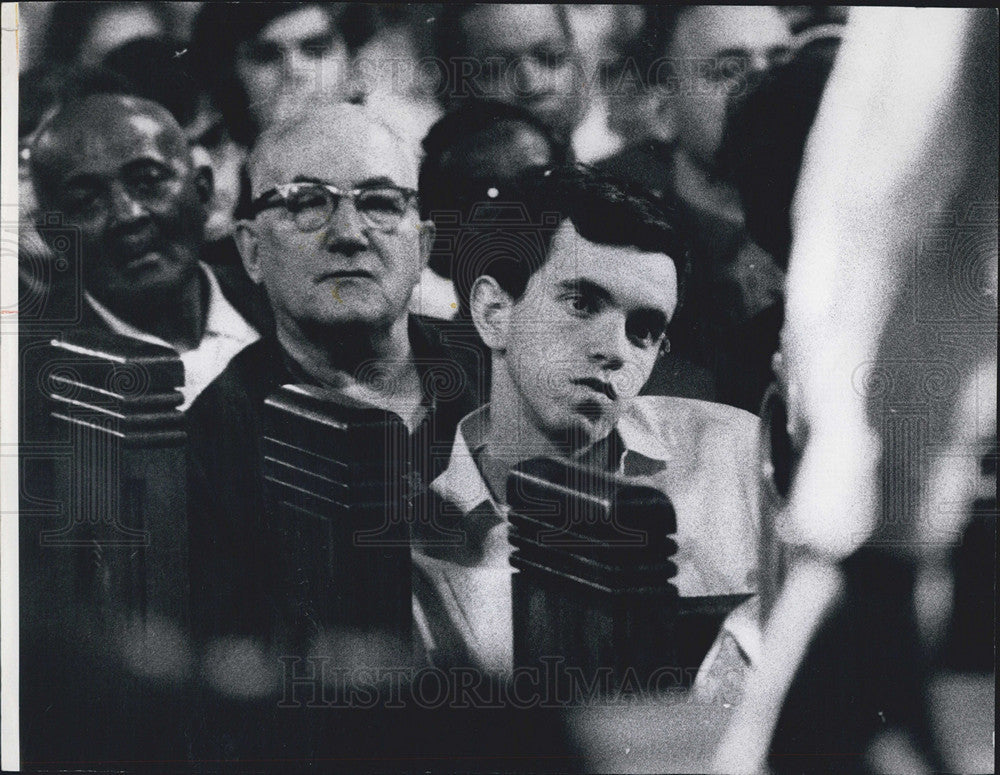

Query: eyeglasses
left=250, top=181, right=418, bottom=233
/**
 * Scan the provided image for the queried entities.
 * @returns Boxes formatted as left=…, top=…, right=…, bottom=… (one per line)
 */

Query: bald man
left=30, top=93, right=265, bottom=408
left=184, top=104, right=483, bottom=641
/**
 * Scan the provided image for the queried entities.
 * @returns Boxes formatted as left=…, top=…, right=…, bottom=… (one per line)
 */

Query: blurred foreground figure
left=712, top=8, right=997, bottom=773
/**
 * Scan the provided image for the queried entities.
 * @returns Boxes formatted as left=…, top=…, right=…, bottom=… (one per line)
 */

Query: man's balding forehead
left=247, top=103, right=420, bottom=193
left=31, top=93, right=187, bottom=169
left=30, top=92, right=193, bottom=197
left=37, top=93, right=182, bottom=142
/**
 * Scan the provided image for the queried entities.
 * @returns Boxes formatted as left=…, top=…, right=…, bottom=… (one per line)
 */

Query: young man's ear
left=416, top=218, right=435, bottom=271
left=469, top=275, right=513, bottom=353
left=234, top=220, right=263, bottom=284
left=189, top=145, right=215, bottom=205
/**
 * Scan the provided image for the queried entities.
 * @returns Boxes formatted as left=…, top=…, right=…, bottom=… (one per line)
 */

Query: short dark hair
left=40, top=1, right=177, bottom=67
left=419, top=100, right=573, bottom=311
left=717, top=36, right=840, bottom=265
left=100, top=37, right=203, bottom=129
left=457, top=165, right=691, bottom=314
left=419, top=99, right=571, bottom=219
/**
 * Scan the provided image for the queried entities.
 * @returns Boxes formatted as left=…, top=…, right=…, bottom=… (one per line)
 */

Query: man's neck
left=103, top=269, right=208, bottom=352
left=481, top=366, right=607, bottom=505
left=672, top=148, right=745, bottom=224
left=276, top=314, right=426, bottom=431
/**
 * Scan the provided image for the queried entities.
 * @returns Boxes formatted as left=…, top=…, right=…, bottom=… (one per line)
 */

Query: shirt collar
left=430, top=405, right=495, bottom=516
left=430, top=399, right=674, bottom=520
left=616, top=399, right=674, bottom=466
left=84, top=262, right=257, bottom=351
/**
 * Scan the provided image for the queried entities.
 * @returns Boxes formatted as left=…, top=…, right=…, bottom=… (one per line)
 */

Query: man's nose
left=108, top=181, right=146, bottom=223
left=322, top=198, right=369, bottom=252
left=283, top=48, right=315, bottom=86
left=587, top=314, right=629, bottom=371
left=515, top=57, right=552, bottom=96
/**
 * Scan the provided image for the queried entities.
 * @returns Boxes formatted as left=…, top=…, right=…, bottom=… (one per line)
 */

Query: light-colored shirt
left=412, top=396, right=761, bottom=675
left=408, top=266, right=459, bottom=320
left=84, top=262, right=260, bottom=410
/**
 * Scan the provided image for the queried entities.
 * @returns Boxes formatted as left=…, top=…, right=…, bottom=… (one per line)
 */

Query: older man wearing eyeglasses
left=184, top=103, right=484, bottom=642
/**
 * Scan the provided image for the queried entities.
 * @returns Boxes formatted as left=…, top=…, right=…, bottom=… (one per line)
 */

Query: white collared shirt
left=412, top=397, right=761, bottom=675
left=84, top=262, right=260, bottom=410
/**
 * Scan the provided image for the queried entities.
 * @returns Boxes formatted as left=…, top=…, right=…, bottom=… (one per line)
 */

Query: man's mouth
left=112, top=228, right=162, bottom=267
left=317, top=270, right=374, bottom=282
left=573, top=377, right=617, bottom=402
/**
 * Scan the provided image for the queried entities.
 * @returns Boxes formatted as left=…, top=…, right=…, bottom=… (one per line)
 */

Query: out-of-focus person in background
left=190, top=2, right=354, bottom=149
left=433, top=4, right=614, bottom=162
left=599, top=6, right=793, bottom=413
left=38, top=1, right=179, bottom=68
left=418, top=99, right=571, bottom=320
left=563, top=4, right=651, bottom=159
left=349, top=4, right=443, bottom=125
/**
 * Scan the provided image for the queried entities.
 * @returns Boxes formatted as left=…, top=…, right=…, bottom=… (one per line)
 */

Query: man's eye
left=714, top=55, right=750, bottom=82
left=244, top=41, right=282, bottom=65
left=63, top=191, right=101, bottom=216
left=196, top=122, right=226, bottom=151
left=357, top=190, right=406, bottom=215
left=287, top=189, right=329, bottom=214
left=299, top=33, right=338, bottom=58
left=534, top=47, right=569, bottom=68
left=564, top=293, right=600, bottom=316
left=626, top=313, right=667, bottom=349
left=131, top=166, right=169, bottom=188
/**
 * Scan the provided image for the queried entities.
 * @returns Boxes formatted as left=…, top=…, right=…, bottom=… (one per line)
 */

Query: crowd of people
left=31, top=2, right=992, bottom=768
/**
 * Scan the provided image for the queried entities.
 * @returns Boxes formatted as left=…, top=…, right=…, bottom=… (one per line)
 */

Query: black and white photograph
left=1, top=3, right=996, bottom=772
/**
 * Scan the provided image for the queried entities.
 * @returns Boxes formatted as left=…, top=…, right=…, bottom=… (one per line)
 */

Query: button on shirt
left=411, top=397, right=761, bottom=675
left=84, top=262, right=260, bottom=409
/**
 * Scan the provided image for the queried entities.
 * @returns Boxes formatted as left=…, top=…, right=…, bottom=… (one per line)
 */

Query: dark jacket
left=184, top=315, right=485, bottom=641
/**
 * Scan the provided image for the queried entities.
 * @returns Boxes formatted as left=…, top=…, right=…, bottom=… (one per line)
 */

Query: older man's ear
left=234, top=221, right=263, bottom=284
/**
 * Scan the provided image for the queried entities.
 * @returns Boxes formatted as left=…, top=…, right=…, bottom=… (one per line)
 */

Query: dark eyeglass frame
left=250, top=181, right=419, bottom=233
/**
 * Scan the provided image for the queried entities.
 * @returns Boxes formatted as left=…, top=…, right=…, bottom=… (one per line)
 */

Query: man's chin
left=548, top=407, right=615, bottom=452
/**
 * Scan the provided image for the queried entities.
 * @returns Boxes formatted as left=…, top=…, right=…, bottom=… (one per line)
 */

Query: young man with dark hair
left=412, top=165, right=760, bottom=674
left=598, top=6, right=793, bottom=413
